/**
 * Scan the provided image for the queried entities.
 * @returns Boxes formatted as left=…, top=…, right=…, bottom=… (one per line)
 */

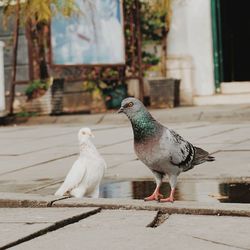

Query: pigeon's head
left=78, top=127, right=94, bottom=143
left=118, top=97, right=145, bottom=119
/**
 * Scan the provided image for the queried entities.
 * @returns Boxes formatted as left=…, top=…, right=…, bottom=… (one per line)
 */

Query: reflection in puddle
left=100, top=181, right=250, bottom=203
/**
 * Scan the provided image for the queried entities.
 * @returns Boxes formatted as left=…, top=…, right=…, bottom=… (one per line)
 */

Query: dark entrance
left=220, top=0, right=250, bottom=82
left=213, top=0, right=250, bottom=86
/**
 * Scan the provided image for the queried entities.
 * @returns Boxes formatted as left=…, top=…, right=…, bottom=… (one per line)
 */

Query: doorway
left=212, top=0, right=250, bottom=87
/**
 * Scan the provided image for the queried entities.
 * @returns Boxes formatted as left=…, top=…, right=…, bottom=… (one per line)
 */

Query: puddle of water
left=100, top=181, right=250, bottom=203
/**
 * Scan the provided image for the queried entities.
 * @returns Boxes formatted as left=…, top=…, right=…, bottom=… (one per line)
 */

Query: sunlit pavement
left=0, top=105, right=250, bottom=249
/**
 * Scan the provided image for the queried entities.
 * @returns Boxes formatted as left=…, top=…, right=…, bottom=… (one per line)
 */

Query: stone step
left=193, top=93, right=250, bottom=105
left=221, top=82, right=250, bottom=94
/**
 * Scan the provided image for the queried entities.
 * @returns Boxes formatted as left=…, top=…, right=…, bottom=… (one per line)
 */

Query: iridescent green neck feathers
left=128, top=110, right=161, bottom=142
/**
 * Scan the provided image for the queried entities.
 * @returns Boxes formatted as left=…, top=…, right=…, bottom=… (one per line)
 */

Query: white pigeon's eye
left=82, top=131, right=86, bottom=135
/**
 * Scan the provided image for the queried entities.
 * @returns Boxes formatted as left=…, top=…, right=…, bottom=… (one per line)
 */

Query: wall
left=167, top=0, right=215, bottom=104
left=0, top=41, right=5, bottom=112
left=0, top=9, right=29, bottom=109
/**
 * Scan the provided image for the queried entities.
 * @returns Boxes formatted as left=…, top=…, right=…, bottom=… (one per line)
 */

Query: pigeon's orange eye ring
left=128, top=102, right=134, bottom=108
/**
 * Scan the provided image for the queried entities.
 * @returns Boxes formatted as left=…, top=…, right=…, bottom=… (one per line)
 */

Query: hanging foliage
left=124, top=0, right=172, bottom=74
left=1, top=0, right=78, bottom=27
left=145, top=0, right=172, bottom=31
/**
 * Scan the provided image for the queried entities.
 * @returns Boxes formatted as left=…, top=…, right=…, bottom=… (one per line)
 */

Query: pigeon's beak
left=88, top=131, right=95, bottom=138
left=118, top=107, right=124, bottom=113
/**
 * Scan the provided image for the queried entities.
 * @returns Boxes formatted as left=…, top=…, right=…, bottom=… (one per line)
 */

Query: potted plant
left=23, top=78, right=53, bottom=115
left=25, top=79, right=49, bottom=101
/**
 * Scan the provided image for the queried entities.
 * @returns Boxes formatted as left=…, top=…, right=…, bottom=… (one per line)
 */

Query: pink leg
left=144, top=186, right=163, bottom=201
left=159, top=188, right=175, bottom=203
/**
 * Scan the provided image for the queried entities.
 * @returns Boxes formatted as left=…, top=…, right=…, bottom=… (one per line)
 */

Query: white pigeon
left=55, top=127, right=106, bottom=198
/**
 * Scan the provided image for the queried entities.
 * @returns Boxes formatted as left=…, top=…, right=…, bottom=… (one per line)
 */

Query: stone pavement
left=0, top=193, right=250, bottom=250
left=0, top=104, right=250, bottom=249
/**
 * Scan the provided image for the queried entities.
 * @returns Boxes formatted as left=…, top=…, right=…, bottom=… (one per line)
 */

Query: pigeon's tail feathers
left=193, top=147, right=215, bottom=165
left=206, top=155, right=215, bottom=161
left=70, top=186, right=86, bottom=198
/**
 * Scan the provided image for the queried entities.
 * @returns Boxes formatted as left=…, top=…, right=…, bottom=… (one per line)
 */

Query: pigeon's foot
left=144, top=192, right=163, bottom=201
left=159, top=197, right=174, bottom=203
left=159, top=188, right=175, bottom=203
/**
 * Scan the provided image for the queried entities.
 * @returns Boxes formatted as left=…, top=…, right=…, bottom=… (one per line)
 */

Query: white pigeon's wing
left=55, top=157, right=86, bottom=196
left=168, top=129, right=195, bottom=171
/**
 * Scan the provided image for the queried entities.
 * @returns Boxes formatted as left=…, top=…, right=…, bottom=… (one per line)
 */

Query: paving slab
left=0, top=156, right=76, bottom=193
left=12, top=210, right=157, bottom=250
left=224, top=139, right=250, bottom=151
left=0, top=146, right=78, bottom=175
left=92, top=126, right=132, bottom=147
left=0, top=207, right=100, bottom=249
left=181, top=151, right=250, bottom=181
left=171, top=124, right=242, bottom=142
left=11, top=210, right=250, bottom=250
left=105, top=159, right=152, bottom=180
left=0, top=121, right=250, bottom=197
left=0, top=135, right=76, bottom=155
left=0, top=155, right=136, bottom=194
left=194, top=126, right=250, bottom=144
left=157, top=214, right=250, bottom=250
left=99, top=140, right=134, bottom=155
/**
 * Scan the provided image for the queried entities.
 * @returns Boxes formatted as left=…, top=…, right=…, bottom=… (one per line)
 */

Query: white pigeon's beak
left=118, top=107, right=124, bottom=113
left=89, top=131, right=95, bottom=138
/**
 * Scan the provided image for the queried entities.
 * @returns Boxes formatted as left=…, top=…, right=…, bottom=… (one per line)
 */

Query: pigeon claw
left=144, top=193, right=163, bottom=201
left=159, top=197, right=174, bottom=203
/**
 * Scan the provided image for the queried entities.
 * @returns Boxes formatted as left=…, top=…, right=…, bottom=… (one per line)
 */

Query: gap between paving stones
left=188, top=235, right=249, bottom=250
left=196, top=127, right=240, bottom=140
left=0, top=154, right=77, bottom=177
left=0, top=207, right=101, bottom=250
left=146, top=211, right=169, bottom=228
left=51, top=198, right=250, bottom=217
left=24, top=181, right=64, bottom=194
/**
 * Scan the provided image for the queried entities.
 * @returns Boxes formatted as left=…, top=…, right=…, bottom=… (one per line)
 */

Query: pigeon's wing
left=55, top=158, right=86, bottom=196
left=168, top=129, right=195, bottom=172
left=167, top=130, right=215, bottom=171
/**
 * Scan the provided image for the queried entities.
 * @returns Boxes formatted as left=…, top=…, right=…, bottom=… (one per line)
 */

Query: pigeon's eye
left=82, top=131, right=86, bottom=135
left=128, top=102, right=134, bottom=108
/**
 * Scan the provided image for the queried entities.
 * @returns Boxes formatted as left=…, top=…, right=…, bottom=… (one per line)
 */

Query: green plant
left=142, top=51, right=160, bottom=67
left=16, top=110, right=38, bottom=117
left=125, top=0, right=170, bottom=75
left=25, top=79, right=49, bottom=100
left=2, top=0, right=78, bottom=27
left=141, top=3, right=167, bottom=42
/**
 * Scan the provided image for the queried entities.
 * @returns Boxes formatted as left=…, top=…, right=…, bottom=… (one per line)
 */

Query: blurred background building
left=1, top=0, right=250, bottom=116
left=168, top=0, right=250, bottom=105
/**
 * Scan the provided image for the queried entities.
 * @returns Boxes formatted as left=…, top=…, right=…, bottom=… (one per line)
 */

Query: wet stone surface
left=100, top=180, right=250, bottom=204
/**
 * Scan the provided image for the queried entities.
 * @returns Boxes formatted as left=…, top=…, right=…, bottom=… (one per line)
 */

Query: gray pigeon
left=118, top=97, right=215, bottom=202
